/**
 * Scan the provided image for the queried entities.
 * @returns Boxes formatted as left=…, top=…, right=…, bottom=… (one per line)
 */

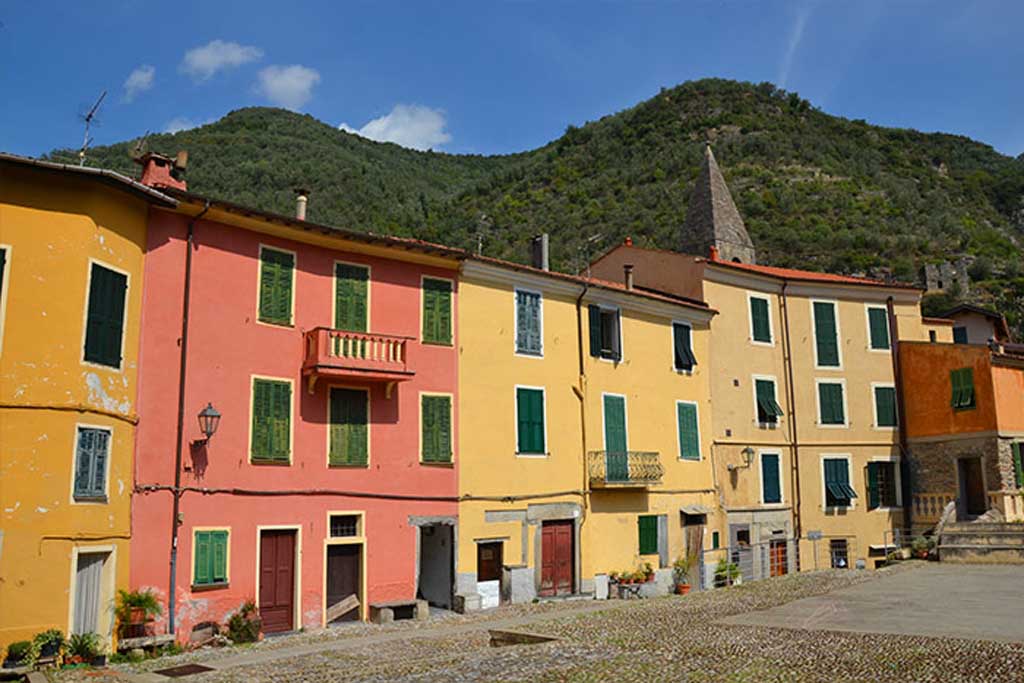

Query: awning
left=680, top=504, right=711, bottom=515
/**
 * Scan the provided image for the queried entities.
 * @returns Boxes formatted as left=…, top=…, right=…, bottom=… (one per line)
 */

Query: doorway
left=958, top=457, right=987, bottom=518
left=418, top=523, right=453, bottom=609
left=326, top=545, right=361, bottom=623
left=540, top=520, right=574, bottom=597
left=769, top=539, right=788, bottom=577
left=259, top=529, right=297, bottom=633
left=72, top=551, right=109, bottom=635
left=729, top=524, right=753, bottom=582
left=476, top=542, right=503, bottom=609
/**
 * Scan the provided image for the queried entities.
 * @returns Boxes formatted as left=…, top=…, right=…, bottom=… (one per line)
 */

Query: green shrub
left=116, top=589, right=162, bottom=636
left=5, top=640, right=31, bottom=663
left=67, top=632, right=103, bottom=659
left=227, top=601, right=261, bottom=644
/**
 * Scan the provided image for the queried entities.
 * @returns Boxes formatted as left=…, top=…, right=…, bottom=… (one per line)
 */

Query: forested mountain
left=51, top=78, right=1024, bottom=333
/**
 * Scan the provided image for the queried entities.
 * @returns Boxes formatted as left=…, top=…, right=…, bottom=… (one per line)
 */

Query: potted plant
left=67, top=632, right=105, bottom=667
left=226, top=600, right=261, bottom=644
left=32, top=629, right=64, bottom=660
left=713, top=559, right=741, bottom=587
left=3, top=641, right=32, bottom=668
left=910, top=536, right=932, bottom=560
left=116, top=589, right=162, bottom=637
left=643, top=562, right=655, bottom=583
left=672, top=556, right=692, bottom=595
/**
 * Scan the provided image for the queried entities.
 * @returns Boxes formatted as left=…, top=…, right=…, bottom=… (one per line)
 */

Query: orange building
left=900, top=339, right=1024, bottom=524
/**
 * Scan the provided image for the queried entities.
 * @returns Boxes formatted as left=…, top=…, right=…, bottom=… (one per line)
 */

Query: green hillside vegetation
left=52, top=78, right=1024, bottom=334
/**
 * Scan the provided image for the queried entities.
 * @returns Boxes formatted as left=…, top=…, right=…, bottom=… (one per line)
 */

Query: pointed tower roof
left=680, top=144, right=756, bottom=264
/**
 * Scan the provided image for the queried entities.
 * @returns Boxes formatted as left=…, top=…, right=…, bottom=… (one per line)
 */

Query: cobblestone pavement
left=58, top=563, right=1024, bottom=682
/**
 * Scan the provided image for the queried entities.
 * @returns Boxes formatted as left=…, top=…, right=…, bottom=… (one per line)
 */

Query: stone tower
left=680, top=144, right=757, bottom=264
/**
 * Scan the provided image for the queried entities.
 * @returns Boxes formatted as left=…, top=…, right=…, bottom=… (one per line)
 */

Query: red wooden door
left=770, top=540, right=788, bottom=577
left=259, top=530, right=296, bottom=633
left=540, top=520, right=573, bottom=597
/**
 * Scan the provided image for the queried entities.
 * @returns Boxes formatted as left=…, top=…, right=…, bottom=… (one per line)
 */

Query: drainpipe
left=887, top=297, right=913, bottom=534
left=780, top=282, right=803, bottom=544
left=168, top=200, right=210, bottom=634
left=574, top=283, right=590, bottom=591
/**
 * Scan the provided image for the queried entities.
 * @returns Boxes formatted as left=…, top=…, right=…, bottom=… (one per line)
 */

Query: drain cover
left=154, top=663, right=216, bottom=677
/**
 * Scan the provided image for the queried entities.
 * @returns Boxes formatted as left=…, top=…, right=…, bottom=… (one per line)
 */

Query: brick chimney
left=136, top=151, right=187, bottom=191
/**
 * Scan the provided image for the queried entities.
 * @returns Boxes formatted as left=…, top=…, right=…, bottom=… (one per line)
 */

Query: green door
left=603, top=395, right=628, bottom=481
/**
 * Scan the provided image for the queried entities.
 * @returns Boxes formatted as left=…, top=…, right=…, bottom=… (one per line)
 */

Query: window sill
left=869, top=506, right=903, bottom=512
left=73, top=496, right=108, bottom=504
left=678, top=456, right=701, bottom=462
left=256, top=318, right=294, bottom=328
left=823, top=505, right=855, bottom=512
left=749, top=339, right=774, bottom=347
left=817, top=423, right=849, bottom=429
left=516, top=452, right=549, bottom=458
left=191, top=582, right=229, bottom=592
left=756, top=421, right=780, bottom=430
left=250, top=458, right=291, bottom=466
left=673, top=367, right=694, bottom=375
left=420, top=460, right=454, bottom=468
left=515, top=350, right=544, bottom=359
left=422, top=339, right=454, bottom=347
left=329, top=462, right=369, bottom=468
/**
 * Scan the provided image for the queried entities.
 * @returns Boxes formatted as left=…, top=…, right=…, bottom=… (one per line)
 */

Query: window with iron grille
left=830, top=539, right=849, bottom=569
left=867, top=461, right=899, bottom=509
left=330, top=514, right=359, bottom=538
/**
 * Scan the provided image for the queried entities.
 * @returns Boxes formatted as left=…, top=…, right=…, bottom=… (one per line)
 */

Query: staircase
left=938, top=523, right=1024, bottom=564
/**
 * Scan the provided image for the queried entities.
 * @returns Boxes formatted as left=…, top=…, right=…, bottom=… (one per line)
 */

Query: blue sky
left=2, top=1, right=1022, bottom=159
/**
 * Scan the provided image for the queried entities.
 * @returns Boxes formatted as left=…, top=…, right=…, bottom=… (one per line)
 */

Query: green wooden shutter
left=819, top=383, right=845, bottom=424
left=330, top=388, right=368, bottom=465
left=813, top=302, right=840, bottom=366
left=875, top=387, right=897, bottom=427
left=252, top=379, right=290, bottom=462
left=84, top=264, right=128, bottom=367
left=251, top=380, right=270, bottom=459
left=271, top=381, right=291, bottom=460
left=756, top=379, right=782, bottom=423
left=750, top=297, right=771, bottom=342
left=867, top=462, right=880, bottom=509
left=868, top=308, right=890, bottom=350
left=422, top=279, right=452, bottom=344
left=761, top=453, right=781, bottom=503
left=212, top=531, right=228, bottom=583
left=335, top=263, right=368, bottom=332
left=516, top=388, right=545, bottom=454
left=588, top=305, right=601, bottom=357
left=677, top=403, right=699, bottom=460
left=422, top=395, right=452, bottom=462
left=1012, top=443, right=1022, bottom=489
left=638, top=516, right=658, bottom=555
left=953, top=326, right=968, bottom=344
left=194, top=531, right=211, bottom=585
left=603, top=395, right=627, bottom=453
left=673, top=323, right=696, bottom=371
left=259, top=248, right=294, bottom=325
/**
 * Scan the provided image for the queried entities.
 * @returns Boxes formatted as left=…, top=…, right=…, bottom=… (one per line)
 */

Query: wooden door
left=259, top=530, right=296, bottom=633
left=961, top=457, right=987, bottom=516
left=326, top=545, right=360, bottom=623
left=477, top=542, right=503, bottom=582
left=603, top=395, right=628, bottom=482
left=540, top=520, right=573, bottom=597
left=770, top=540, right=788, bottom=577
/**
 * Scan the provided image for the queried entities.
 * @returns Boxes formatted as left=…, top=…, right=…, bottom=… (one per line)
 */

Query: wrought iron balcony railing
left=587, top=451, right=663, bottom=488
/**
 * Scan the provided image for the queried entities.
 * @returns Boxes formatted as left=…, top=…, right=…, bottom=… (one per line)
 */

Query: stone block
left=453, top=592, right=481, bottom=613
left=508, top=566, right=536, bottom=604
left=594, top=574, right=609, bottom=600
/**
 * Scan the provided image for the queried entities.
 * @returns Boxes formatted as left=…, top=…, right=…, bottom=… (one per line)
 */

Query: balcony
left=587, top=451, right=663, bottom=489
left=303, top=327, right=415, bottom=395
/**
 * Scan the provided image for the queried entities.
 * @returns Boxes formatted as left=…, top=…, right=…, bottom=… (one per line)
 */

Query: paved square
left=721, top=564, right=1024, bottom=643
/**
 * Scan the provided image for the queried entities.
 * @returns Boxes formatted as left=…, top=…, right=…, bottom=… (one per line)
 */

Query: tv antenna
left=474, top=212, right=494, bottom=256
left=576, top=233, right=603, bottom=278
left=78, top=90, right=107, bottom=166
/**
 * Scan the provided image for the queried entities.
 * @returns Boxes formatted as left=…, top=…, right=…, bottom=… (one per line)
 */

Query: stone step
left=940, top=531, right=1024, bottom=546
left=938, top=544, right=1024, bottom=564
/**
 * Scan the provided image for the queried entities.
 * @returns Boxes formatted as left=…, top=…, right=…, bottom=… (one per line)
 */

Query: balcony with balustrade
left=302, top=327, right=415, bottom=395
left=587, top=451, right=663, bottom=489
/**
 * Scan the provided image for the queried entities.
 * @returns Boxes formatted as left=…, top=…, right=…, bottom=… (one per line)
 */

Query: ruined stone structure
left=680, top=145, right=757, bottom=264
left=922, top=257, right=972, bottom=296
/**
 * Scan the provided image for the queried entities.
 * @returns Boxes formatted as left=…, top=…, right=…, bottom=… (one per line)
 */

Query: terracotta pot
left=675, top=583, right=691, bottom=595
left=130, top=607, right=146, bottom=623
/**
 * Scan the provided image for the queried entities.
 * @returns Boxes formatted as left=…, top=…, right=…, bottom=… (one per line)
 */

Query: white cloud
left=338, top=104, right=451, bottom=151
left=163, top=117, right=214, bottom=134
left=778, top=4, right=812, bottom=89
left=123, top=64, right=155, bottom=102
left=181, top=40, right=263, bottom=81
left=256, top=65, right=320, bottom=110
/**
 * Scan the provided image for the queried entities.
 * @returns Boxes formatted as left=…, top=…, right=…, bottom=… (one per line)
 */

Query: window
left=749, top=295, right=772, bottom=343
left=761, top=452, right=782, bottom=504
left=813, top=301, right=840, bottom=367
left=929, top=330, right=937, bottom=343
left=83, top=263, right=127, bottom=367
left=421, top=395, right=452, bottom=463
left=515, top=289, right=542, bottom=356
left=711, top=531, right=720, bottom=549
left=823, top=458, right=856, bottom=507
left=874, top=386, right=897, bottom=428
left=193, top=530, right=228, bottom=586
left=73, top=427, right=110, bottom=500
left=0, top=245, right=9, bottom=354
left=830, top=539, right=849, bottom=569
left=258, top=246, right=294, bottom=325
left=817, top=381, right=846, bottom=426
left=329, top=514, right=360, bottom=538
left=1012, top=443, right=1023, bottom=489
left=516, top=387, right=546, bottom=454
left=673, top=322, right=697, bottom=371
left=953, top=326, right=968, bottom=344
left=334, top=263, right=368, bottom=332
left=867, top=461, right=899, bottom=509
left=867, top=306, right=890, bottom=350
left=329, top=387, right=368, bottom=466
left=422, top=278, right=452, bottom=345
left=588, top=305, right=621, bottom=361
left=251, top=378, right=291, bottom=463
left=637, top=515, right=658, bottom=555
left=676, top=402, right=700, bottom=460
left=755, top=378, right=783, bottom=425
left=950, top=367, right=976, bottom=410
left=603, top=394, right=628, bottom=453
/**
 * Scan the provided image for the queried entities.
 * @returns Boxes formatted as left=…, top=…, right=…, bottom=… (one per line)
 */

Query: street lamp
left=195, top=403, right=221, bottom=445
left=728, top=446, right=757, bottom=471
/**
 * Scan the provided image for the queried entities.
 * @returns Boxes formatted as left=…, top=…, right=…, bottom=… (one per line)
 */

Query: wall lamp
left=194, top=403, right=222, bottom=445
left=727, top=446, right=756, bottom=471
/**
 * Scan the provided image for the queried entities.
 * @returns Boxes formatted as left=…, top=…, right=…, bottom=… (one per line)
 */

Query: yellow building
left=592, top=146, right=940, bottom=577
left=0, top=154, right=175, bottom=647
left=456, top=255, right=716, bottom=608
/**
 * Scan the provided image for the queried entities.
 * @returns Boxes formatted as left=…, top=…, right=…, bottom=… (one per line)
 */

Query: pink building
left=132, top=165, right=460, bottom=637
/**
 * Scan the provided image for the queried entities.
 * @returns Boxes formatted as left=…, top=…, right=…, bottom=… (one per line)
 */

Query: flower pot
left=39, top=642, right=60, bottom=658
left=3, top=660, right=25, bottom=669
left=675, top=583, right=691, bottom=595
left=91, top=654, right=108, bottom=667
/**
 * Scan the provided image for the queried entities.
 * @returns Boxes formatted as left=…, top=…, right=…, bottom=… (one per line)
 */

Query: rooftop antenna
left=78, top=90, right=107, bottom=167
left=576, top=233, right=603, bottom=278
left=474, top=212, right=493, bottom=256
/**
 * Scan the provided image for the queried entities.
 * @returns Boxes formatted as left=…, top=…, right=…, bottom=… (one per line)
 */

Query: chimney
left=708, top=244, right=719, bottom=262
left=136, top=151, right=187, bottom=191
left=530, top=234, right=550, bottom=271
left=624, top=264, right=634, bottom=290
left=294, top=188, right=310, bottom=221
left=624, top=236, right=633, bottom=247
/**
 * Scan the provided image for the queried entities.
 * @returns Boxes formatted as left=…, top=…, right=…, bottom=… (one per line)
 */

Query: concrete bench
left=116, top=633, right=176, bottom=651
left=369, top=599, right=429, bottom=624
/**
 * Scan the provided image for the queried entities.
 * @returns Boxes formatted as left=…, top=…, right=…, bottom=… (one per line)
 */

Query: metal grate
left=330, top=514, right=359, bottom=538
